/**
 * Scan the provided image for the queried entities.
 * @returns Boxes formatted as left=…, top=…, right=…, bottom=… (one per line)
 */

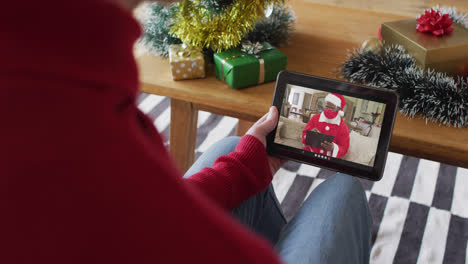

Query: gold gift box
left=381, top=19, right=468, bottom=75
left=169, top=44, right=206, bottom=81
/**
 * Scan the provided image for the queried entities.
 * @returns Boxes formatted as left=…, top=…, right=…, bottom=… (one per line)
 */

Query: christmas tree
left=141, top=0, right=295, bottom=57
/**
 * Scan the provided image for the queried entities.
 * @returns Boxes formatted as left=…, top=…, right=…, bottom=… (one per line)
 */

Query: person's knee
left=184, top=136, right=241, bottom=178
left=208, top=136, right=241, bottom=152
left=333, top=173, right=363, bottom=191
left=222, top=136, right=241, bottom=145
left=328, top=174, right=372, bottom=260
left=329, top=173, right=367, bottom=208
left=333, top=173, right=371, bottom=222
left=216, top=136, right=241, bottom=152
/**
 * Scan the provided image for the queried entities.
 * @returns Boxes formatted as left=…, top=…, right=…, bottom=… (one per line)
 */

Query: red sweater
left=302, top=113, right=350, bottom=158
left=1, top=1, right=282, bottom=263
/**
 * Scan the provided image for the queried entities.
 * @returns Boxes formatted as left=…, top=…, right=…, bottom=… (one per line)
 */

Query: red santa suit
left=302, top=94, right=350, bottom=158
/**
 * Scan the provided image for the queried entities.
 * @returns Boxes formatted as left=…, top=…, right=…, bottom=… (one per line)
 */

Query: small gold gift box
left=381, top=19, right=468, bottom=76
left=169, top=44, right=206, bottom=81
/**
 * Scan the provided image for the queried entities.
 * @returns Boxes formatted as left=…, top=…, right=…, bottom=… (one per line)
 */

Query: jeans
left=184, top=137, right=372, bottom=264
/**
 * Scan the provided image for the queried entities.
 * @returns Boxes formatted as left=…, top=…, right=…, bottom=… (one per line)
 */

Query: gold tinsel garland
left=170, top=0, right=284, bottom=52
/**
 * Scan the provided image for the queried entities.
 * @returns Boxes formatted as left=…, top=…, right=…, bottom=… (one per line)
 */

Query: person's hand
left=304, top=128, right=319, bottom=140
left=321, top=141, right=334, bottom=152
left=246, top=106, right=286, bottom=175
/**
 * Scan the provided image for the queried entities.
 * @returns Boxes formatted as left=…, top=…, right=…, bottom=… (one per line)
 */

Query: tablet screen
left=274, top=84, right=387, bottom=168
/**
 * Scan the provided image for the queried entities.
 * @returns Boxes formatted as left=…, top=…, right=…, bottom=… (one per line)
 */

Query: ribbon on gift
left=173, top=43, right=203, bottom=59
left=241, top=41, right=264, bottom=55
left=220, top=41, right=274, bottom=84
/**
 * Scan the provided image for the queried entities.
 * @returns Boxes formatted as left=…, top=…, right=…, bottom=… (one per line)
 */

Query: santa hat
left=325, top=93, right=346, bottom=117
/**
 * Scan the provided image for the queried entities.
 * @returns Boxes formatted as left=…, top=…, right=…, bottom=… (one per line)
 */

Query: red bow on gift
left=417, top=9, right=454, bottom=36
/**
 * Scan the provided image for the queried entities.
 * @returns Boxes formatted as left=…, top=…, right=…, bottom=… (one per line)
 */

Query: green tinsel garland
left=140, top=2, right=295, bottom=57
left=244, top=4, right=296, bottom=47
left=342, top=45, right=468, bottom=128
left=140, top=3, right=181, bottom=57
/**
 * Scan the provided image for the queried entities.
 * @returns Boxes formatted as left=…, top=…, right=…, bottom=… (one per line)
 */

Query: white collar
left=319, top=112, right=341, bottom=125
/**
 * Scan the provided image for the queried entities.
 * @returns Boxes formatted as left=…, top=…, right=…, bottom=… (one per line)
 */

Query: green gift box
left=214, top=42, right=287, bottom=89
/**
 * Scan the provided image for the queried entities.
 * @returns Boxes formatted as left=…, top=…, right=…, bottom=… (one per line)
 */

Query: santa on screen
left=302, top=93, right=350, bottom=158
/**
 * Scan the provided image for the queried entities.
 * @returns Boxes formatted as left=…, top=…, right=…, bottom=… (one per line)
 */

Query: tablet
left=266, top=71, right=399, bottom=181
left=305, top=130, right=335, bottom=149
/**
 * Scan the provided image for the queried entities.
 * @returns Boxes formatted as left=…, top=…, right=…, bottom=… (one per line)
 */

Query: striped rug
left=138, top=93, right=468, bottom=264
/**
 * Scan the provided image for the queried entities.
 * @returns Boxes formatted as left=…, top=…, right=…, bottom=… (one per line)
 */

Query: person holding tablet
left=302, top=93, right=350, bottom=158
left=2, top=1, right=372, bottom=264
